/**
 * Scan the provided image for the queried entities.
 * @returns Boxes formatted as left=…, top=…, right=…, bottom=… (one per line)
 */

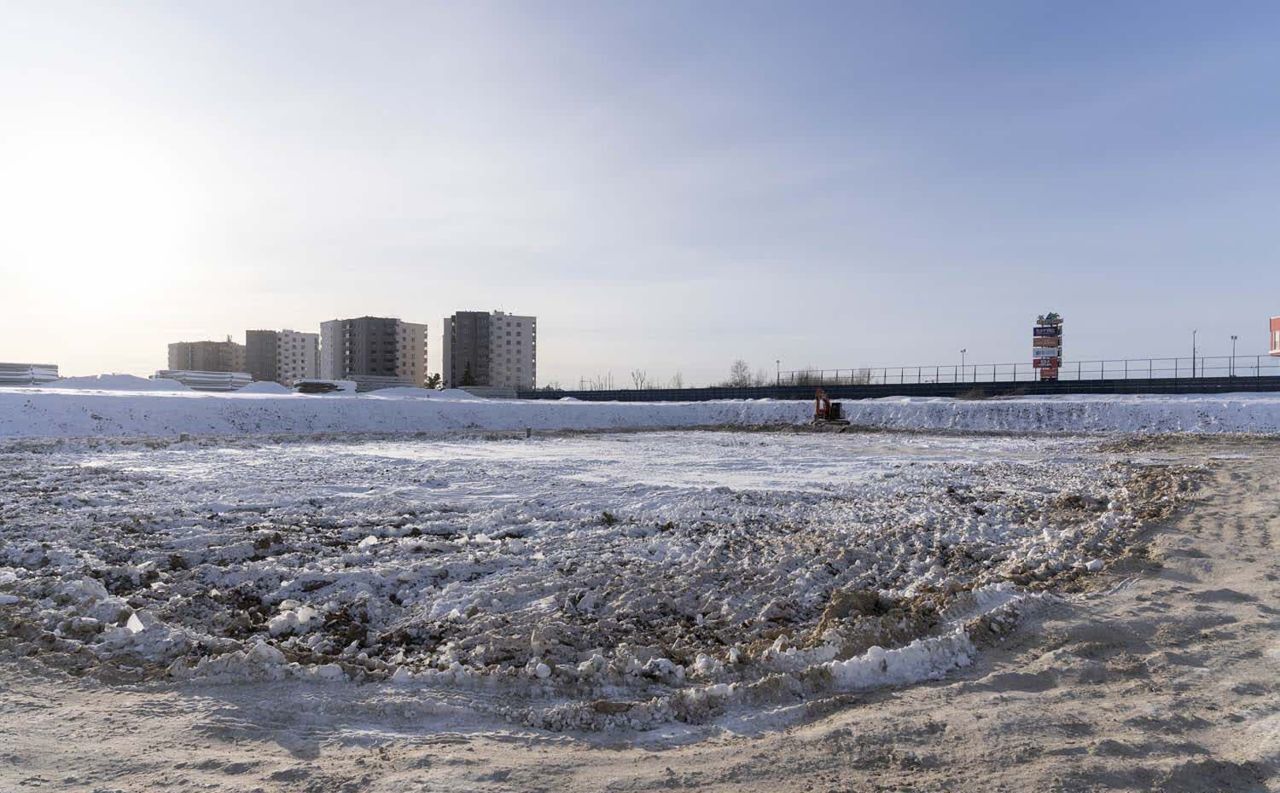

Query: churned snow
left=0, top=430, right=1184, bottom=733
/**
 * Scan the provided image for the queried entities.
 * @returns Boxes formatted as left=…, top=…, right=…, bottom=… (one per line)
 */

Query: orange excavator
left=814, top=388, right=847, bottom=424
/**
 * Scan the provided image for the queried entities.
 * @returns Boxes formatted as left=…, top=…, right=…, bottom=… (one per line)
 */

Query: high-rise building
left=442, top=310, right=536, bottom=389
left=245, top=329, right=319, bottom=386
left=319, top=316, right=428, bottom=390
left=167, top=339, right=246, bottom=373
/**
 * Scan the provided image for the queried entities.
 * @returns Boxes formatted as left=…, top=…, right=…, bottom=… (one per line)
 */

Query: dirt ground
left=2, top=435, right=1278, bottom=792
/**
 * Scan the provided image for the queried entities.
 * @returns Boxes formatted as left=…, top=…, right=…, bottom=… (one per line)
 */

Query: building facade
left=167, top=339, right=246, bottom=373
left=1271, top=316, right=1280, bottom=357
left=246, top=329, right=319, bottom=385
left=319, top=316, right=428, bottom=389
left=443, top=310, right=536, bottom=389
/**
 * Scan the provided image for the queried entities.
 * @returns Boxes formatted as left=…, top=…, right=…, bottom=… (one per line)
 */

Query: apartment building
left=442, top=310, right=536, bottom=389
left=167, top=339, right=246, bottom=373
left=245, top=329, right=320, bottom=385
left=319, top=316, right=428, bottom=390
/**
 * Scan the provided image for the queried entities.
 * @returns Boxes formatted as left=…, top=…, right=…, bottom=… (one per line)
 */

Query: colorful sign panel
left=1033, top=313, right=1063, bottom=381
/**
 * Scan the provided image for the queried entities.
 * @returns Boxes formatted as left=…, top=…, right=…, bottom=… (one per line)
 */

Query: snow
left=0, top=429, right=1184, bottom=735
left=237, top=381, right=292, bottom=394
left=4, top=385, right=1280, bottom=440
left=0, top=385, right=809, bottom=438
left=45, top=374, right=190, bottom=392
left=840, top=392, right=1280, bottom=434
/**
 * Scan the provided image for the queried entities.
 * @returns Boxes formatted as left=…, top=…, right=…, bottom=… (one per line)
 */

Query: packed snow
left=0, top=430, right=1185, bottom=734
left=0, top=386, right=808, bottom=438
left=840, top=392, right=1280, bottom=434
left=4, top=384, right=1280, bottom=439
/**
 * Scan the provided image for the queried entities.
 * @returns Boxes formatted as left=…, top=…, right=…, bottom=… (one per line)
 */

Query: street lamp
left=1191, top=330, right=1197, bottom=378
left=1231, top=335, right=1238, bottom=377
left=775, top=359, right=780, bottom=386
left=960, top=348, right=967, bottom=383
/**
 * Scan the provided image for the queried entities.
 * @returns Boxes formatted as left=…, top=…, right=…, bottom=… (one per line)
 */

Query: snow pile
left=0, top=431, right=1184, bottom=732
left=45, top=374, right=190, bottom=392
left=4, top=385, right=1280, bottom=439
left=237, top=381, right=292, bottom=394
left=842, top=393, right=1280, bottom=434
left=0, top=386, right=809, bottom=438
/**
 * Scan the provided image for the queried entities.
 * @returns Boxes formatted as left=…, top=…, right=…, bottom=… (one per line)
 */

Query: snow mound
left=841, top=393, right=1280, bottom=434
left=46, top=374, right=190, bottom=392
left=237, top=381, right=292, bottom=394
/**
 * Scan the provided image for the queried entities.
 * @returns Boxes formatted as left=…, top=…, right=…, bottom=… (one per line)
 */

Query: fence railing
left=780, top=355, right=1280, bottom=387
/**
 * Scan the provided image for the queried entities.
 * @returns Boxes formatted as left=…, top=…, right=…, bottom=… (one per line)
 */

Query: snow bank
left=0, top=387, right=809, bottom=438
left=5, top=387, right=1280, bottom=439
left=237, top=381, right=292, bottom=394
left=46, top=374, right=190, bottom=392
left=841, top=393, right=1280, bottom=434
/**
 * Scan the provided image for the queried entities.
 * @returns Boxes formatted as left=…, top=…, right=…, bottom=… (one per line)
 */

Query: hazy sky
left=3, top=1, right=1279, bottom=386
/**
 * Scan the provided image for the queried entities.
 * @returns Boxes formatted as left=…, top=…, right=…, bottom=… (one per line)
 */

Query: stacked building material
left=154, top=370, right=253, bottom=392
left=0, top=362, right=60, bottom=386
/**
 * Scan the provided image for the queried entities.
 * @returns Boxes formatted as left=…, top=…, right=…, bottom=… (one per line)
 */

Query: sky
left=2, top=1, right=1279, bottom=387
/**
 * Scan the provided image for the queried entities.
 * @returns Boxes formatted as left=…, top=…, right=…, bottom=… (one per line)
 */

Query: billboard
left=1033, top=313, right=1063, bottom=381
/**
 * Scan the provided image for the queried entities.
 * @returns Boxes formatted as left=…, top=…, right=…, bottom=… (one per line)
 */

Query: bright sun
left=3, top=131, right=197, bottom=311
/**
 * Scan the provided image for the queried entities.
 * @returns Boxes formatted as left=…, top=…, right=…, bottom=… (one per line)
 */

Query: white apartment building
left=489, top=312, right=536, bottom=389
left=277, top=330, right=319, bottom=385
left=442, top=310, right=536, bottom=389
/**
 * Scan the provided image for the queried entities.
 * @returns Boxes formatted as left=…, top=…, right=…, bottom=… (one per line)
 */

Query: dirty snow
left=0, top=430, right=1184, bottom=735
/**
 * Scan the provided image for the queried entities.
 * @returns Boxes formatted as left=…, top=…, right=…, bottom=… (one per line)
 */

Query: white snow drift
left=4, top=383, right=1280, bottom=438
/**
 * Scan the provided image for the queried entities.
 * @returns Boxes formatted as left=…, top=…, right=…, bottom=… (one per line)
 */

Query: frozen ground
left=0, top=431, right=1184, bottom=739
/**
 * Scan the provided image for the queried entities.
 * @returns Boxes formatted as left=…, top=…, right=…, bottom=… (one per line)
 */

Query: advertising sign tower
left=1033, top=313, right=1063, bottom=381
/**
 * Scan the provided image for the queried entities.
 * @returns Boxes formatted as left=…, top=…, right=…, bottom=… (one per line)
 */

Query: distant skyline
left=3, top=2, right=1279, bottom=386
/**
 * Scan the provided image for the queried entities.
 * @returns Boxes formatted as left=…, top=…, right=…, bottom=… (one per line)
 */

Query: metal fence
left=780, top=355, right=1280, bottom=387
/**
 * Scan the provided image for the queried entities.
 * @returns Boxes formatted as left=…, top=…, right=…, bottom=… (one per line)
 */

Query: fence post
left=1175, top=359, right=1178, bottom=378
left=1101, top=361, right=1105, bottom=379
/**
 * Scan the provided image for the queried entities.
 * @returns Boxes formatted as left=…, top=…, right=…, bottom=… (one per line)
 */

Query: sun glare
left=4, top=132, right=197, bottom=311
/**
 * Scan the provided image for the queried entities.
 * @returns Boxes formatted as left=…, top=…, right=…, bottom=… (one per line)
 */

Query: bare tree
left=752, top=368, right=770, bottom=386
left=727, top=359, right=752, bottom=387
left=670, top=371, right=684, bottom=389
left=630, top=369, right=648, bottom=390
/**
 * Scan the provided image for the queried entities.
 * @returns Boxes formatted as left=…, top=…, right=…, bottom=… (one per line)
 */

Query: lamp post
left=1191, top=330, right=1197, bottom=378
left=775, top=359, right=780, bottom=386
left=1231, top=335, right=1238, bottom=377
left=960, top=348, right=967, bottom=383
